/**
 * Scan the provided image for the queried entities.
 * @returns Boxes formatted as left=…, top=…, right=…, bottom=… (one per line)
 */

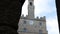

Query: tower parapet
left=21, top=14, right=24, bottom=17
left=21, top=15, right=46, bottom=22
left=21, top=14, right=29, bottom=19
left=35, top=16, right=46, bottom=21
left=40, top=16, right=46, bottom=21
left=36, top=16, right=39, bottom=19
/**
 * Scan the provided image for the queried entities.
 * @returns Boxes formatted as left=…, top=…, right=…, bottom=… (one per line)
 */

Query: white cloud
left=34, top=0, right=56, bottom=17
left=46, top=16, right=59, bottom=34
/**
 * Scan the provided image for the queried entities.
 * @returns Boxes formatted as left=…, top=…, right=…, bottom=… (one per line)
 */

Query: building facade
left=18, top=0, right=48, bottom=34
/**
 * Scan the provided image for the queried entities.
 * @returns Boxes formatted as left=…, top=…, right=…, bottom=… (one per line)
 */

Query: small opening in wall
left=39, top=30, right=42, bottom=34
left=23, top=20, right=26, bottom=24
left=30, top=2, right=32, bottom=6
left=23, top=28, right=27, bottom=32
left=39, top=22, right=42, bottom=26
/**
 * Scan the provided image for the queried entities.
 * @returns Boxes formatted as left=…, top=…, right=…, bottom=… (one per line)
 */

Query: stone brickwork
left=18, top=17, right=48, bottom=34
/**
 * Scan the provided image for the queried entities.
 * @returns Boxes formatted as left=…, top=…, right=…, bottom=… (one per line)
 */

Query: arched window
left=30, top=2, right=32, bottom=6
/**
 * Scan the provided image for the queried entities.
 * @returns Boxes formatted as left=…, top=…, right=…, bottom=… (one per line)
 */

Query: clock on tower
left=29, top=20, right=34, bottom=25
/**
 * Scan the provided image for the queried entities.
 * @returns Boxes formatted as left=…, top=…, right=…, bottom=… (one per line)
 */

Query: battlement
left=21, top=14, right=28, bottom=19
left=20, top=14, right=46, bottom=21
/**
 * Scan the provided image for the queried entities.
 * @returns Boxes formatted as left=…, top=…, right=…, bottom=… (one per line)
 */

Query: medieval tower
left=18, top=0, right=48, bottom=34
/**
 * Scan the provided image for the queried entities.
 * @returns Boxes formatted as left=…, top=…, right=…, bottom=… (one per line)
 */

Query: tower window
left=30, top=2, right=32, bottom=6
left=23, top=20, right=26, bottom=24
left=23, top=28, right=27, bottom=32
left=39, top=22, right=42, bottom=26
left=39, top=30, right=42, bottom=34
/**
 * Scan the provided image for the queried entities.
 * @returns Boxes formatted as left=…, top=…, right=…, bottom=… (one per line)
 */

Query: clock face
left=29, top=20, right=34, bottom=25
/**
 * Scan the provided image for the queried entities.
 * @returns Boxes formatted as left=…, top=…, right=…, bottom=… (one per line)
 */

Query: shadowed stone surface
left=0, top=0, right=25, bottom=34
left=55, top=0, right=60, bottom=32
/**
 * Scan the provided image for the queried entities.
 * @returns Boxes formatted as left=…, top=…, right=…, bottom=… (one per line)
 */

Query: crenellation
left=21, top=15, right=29, bottom=19
left=40, top=17, right=43, bottom=19
left=36, top=16, right=39, bottom=19
left=21, top=14, right=24, bottom=17
left=25, top=15, right=29, bottom=18
left=39, top=16, right=46, bottom=21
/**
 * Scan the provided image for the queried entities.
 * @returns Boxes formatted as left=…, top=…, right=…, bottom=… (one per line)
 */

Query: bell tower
left=28, top=0, right=35, bottom=19
left=18, top=0, right=48, bottom=34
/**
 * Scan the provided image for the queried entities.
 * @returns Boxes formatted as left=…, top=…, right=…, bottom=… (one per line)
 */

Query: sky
left=21, top=0, right=59, bottom=34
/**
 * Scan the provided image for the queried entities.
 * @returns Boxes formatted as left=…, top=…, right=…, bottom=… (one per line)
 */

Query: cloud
left=46, top=16, right=59, bottom=34
left=34, top=0, right=56, bottom=17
